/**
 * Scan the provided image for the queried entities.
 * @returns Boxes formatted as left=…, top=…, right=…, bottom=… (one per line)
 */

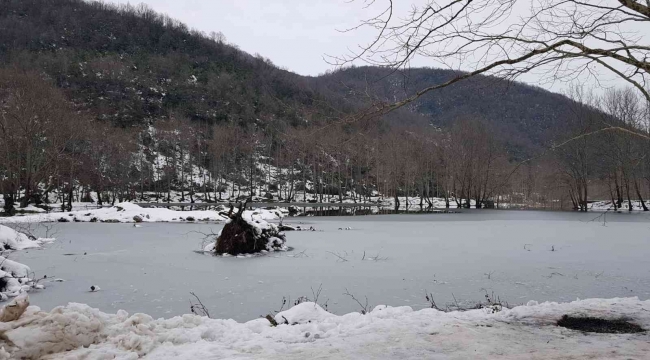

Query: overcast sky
left=109, top=0, right=644, bottom=96
left=111, top=0, right=374, bottom=76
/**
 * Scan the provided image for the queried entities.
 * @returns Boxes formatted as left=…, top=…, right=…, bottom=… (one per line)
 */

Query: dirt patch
left=557, top=315, right=645, bottom=334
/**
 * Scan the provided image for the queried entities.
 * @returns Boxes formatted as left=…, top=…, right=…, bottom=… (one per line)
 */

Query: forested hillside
left=0, top=0, right=342, bottom=129
left=1, top=0, right=583, bottom=149
left=1, top=0, right=648, bottom=214
left=315, top=67, right=580, bottom=156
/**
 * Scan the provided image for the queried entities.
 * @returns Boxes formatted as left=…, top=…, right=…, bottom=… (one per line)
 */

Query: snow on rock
left=0, top=257, right=40, bottom=299
left=0, top=257, right=30, bottom=278
left=0, top=202, right=228, bottom=224
left=0, top=225, right=42, bottom=250
left=0, top=226, right=52, bottom=300
left=1, top=297, right=649, bottom=359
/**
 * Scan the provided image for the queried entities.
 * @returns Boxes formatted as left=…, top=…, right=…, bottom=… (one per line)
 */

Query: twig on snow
left=343, top=288, right=369, bottom=314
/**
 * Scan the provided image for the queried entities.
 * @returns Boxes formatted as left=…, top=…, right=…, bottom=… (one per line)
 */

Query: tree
left=0, top=68, right=78, bottom=213
left=337, top=0, right=650, bottom=116
left=601, top=87, right=648, bottom=210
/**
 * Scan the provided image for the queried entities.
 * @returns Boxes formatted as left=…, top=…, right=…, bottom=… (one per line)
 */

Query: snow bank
left=0, top=225, right=43, bottom=250
left=0, top=256, right=44, bottom=299
left=1, top=203, right=287, bottom=224
left=0, top=203, right=228, bottom=224
left=0, top=226, right=53, bottom=300
left=590, top=200, right=648, bottom=211
left=15, top=205, right=47, bottom=214
left=1, top=297, right=648, bottom=359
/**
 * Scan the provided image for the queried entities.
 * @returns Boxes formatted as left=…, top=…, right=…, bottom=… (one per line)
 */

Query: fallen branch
left=327, top=251, right=349, bottom=262
left=189, top=292, right=211, bottom=318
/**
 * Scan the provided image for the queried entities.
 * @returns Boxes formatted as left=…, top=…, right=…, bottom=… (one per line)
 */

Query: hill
left=2, top=0, right=633, bottom=213
left=313, top=67, right=581, bottom=156
left=1, top=0, right=584, bottom=154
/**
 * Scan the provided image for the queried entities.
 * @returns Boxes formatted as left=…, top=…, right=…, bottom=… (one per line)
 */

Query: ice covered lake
left=14, top=210, right=650, bottom=321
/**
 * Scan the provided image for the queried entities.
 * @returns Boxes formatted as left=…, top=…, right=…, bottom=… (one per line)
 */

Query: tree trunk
left=67, top=187, right=73, bottom=211
left=634, top=180, right=648, bottom=211
left=615, top=175, right=623, bottom=208
left=626, top=184, right=633, bottom=212
left=3, top=193, right=15, bottom=216
left=20, top=182, right=31, bottom=208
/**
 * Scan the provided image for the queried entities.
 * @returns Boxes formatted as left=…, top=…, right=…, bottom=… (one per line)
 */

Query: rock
left=133, top=215, right=143, bottom=223
left=57, top=217, right=69, bottom=223
left=186, top=216, right=195, bottom=222
left=102, top=219, right=120, bottom=223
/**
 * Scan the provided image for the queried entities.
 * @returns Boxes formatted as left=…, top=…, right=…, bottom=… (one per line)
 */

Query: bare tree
left=601, top=87, right=649, bottom=210
left=0, top=68, right=78, bottom=213
left=333, top=1, right=650, bottom=118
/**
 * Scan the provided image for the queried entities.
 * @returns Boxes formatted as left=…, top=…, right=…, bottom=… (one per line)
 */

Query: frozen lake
left=14, top=210, right=650, bottom=321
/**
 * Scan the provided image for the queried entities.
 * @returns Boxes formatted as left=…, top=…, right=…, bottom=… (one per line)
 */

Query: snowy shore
left=0, top=225, right=54, bottom=300
left=0, top=202, right=286, bottom=224
left=0, top=297, right=647, bottom=359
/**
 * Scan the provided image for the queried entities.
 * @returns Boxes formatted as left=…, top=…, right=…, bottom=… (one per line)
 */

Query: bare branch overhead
left=336, top=0, right=650, bottom=115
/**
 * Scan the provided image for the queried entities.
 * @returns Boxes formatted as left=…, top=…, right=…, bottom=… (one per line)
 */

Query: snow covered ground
left=0, top=225, right=54, bottom=300
left=1, top=297, right=648, bottom=359
left=590, top=200, right=650, bottom=211
left=0, top=203, right=286, bottom=224
left=0, top=225, right=49, bottom=250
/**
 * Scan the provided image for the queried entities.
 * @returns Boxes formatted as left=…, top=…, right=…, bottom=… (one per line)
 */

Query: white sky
left=108, top=0, right=645, bottom=96
left=110, top=0, right=373, bottom=76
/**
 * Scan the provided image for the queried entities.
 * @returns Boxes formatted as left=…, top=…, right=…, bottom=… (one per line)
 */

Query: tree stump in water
left=214, top=202, right=287, bottom=255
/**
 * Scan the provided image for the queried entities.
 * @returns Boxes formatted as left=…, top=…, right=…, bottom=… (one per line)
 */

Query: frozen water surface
left=14, top=210, right=650, bottom=321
